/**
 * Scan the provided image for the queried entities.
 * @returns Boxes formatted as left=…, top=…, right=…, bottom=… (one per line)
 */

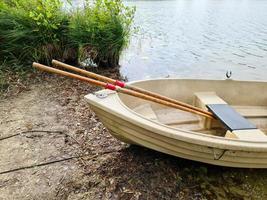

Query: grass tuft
left=68, top=0, right=135, bottom=67
left=0, top=0, right=70, bottom=67
left=0, top=0, right=135, bottom=69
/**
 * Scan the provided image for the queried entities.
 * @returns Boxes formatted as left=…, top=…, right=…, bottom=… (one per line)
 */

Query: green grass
left=68, top=0, right=135, bottom=67
left=0, top=0, right=135, bottom=70
left=0, top=0, right=70, bottom=67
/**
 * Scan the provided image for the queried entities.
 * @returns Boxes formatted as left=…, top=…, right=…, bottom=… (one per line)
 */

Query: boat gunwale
left=127, top=77, right=267, bottom=85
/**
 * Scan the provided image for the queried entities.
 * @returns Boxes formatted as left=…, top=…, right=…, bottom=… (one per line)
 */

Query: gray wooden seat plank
left=207, top=104, right=257, bottom=132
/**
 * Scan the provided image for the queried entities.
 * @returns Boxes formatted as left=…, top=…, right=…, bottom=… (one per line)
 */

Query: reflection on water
left=71, top=0, right=267, bottom=81
left=121, top=0, right=267, bottom=81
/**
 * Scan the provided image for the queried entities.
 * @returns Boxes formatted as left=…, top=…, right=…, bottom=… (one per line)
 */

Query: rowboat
left=32, top=61, right=267, bottom=168
left=85, top=78, right=267, bottom=168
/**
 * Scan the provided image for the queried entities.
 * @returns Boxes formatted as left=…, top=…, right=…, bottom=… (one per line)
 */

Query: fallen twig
left=0, top=130, right=64, bottom=141
left=0, top=150, right=119, bottom=175
left=0, top=130, right=82, bottom=146
left=0, top=155, right=80, bottom=175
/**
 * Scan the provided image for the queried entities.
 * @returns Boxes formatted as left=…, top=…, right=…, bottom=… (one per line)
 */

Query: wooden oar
left=52, top=60, right=214, bottom=118
left=33, top=62, right=215, bottom=119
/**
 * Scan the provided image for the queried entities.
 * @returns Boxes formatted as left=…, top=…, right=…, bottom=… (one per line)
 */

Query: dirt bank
left=1, top=69, right=267, bottom=200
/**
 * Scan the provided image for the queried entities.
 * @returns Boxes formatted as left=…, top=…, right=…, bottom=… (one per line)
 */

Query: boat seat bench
left=194, top=92, right=267, bottom=141
left=233, top=106, right=267, bottom=118
left=207, top=104, right=256, bottom=132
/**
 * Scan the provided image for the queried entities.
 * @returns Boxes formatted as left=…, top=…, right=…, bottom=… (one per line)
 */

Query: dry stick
left=0, top=130, right=81, bottom=146
left=0, top=155, right=79, bottom=175
left=0, top=150, right=119, bottom=175
left=0, top=130, right=63, bottom=141
left=33, top=63, right=214, bottom=119
left=52, top=59, right=214, bottom=118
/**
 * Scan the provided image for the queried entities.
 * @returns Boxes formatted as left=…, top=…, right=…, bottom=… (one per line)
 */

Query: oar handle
left=33, top=62, right=116, bottom=90
left=52, top=60, right=126, bottom=87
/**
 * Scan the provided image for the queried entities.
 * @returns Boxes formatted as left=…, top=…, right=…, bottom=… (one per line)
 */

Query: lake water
left=72, top=0, right=267, bottom=81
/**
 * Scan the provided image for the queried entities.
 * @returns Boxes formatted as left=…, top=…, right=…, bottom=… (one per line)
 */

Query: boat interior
left=118, top=79, right=267, bottom=140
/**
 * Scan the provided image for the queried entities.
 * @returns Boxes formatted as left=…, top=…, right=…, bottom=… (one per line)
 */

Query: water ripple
left=69, top=0, right=267, bottom=81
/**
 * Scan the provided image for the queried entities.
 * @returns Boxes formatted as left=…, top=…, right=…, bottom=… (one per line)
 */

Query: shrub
left=68, top=0, right=135, bottom=67
left=0, top=0, right=135, bottom=69
left=0, top=0, right=72, bottom=67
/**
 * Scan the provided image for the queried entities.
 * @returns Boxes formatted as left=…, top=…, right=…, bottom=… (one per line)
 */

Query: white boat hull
left=85, top=79, right=267, bottom=168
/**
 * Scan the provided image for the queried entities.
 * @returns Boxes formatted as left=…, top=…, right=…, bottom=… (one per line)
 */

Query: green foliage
left=28, top=0, right=63, bottom=32
left=0, top=0, right=69, bottom=66
left=0, top=0, right=135, bottom=69
left=69, top=0, right=135, bottom=67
